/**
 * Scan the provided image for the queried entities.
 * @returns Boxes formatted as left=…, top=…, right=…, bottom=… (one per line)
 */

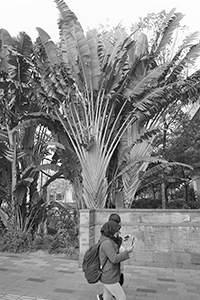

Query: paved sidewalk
left=0, top=252, right=200, bottom=300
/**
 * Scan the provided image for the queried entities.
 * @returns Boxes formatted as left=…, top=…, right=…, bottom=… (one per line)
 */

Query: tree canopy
left=0, top=1, right=200, bottom=234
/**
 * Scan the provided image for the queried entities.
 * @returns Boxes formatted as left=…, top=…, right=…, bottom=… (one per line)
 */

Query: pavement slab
left=0, top=251, right=200, bottom=299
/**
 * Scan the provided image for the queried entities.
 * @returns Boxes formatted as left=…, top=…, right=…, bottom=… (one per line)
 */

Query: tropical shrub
left=0, top=204, right=79, bottom=257
left=131, top=198, right=200, bottom=209
left=131, top=198, right=162, bottom=209
left=0, top=225, right=33, bottom=253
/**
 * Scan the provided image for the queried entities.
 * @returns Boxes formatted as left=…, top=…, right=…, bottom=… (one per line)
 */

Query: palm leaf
left=0, top=28, right=15, bottom=72
left=121, top=140, right=153, bottom=206
left=140, top=161, right=193, bottom=181
left=56, top=0, right=83, bottom=84
left=123, top=162, right=148, bottom=207
left=181, top=31, right=200, bottom=49
left=118, top=156, right=167, bottom=178
left=0, top=28, right=14, bottom=46
left=54, top=0, right=78, bottom=23
left=21, top=164, right=36, bottom=179
left=167, top=43, right=200, bottom=83
left=119, top=127, right=159, bottom=164
left=125, top=65, right=166, bottom=97
left=154, top=12, right=184, bottom=56
left=16, top=32, right=33, bottom=58
left=3, top=148, right=27, bottom=162
left=86, top=31, right=101, bottom=90
left=74, top=24, right=92, bottom=91
left=14, top=178, right=34, bottom=205
left=0, top=208, right=8, bottom=227
left=159, top=8, right=177, bottom=31
left=0, top=130, right=9, bottom=142
left=47, top=141, right=65, bottom=150
left=36, top=27, right=58, bottom=66
left=134, top=33, right=148, bottom=57
left=132, top=87, right=167, bottom=114
left=61, top=25, right=80, bottom=76
left=182, top=43, right=200, bottom=66
left=22, top=178, right=34, bottom=183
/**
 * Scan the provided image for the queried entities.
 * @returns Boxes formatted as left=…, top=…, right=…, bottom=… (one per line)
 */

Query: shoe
left=97, top=294, right=103, bottom=300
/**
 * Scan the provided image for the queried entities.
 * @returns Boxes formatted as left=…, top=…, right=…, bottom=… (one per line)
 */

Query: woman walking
left=97, top=220, right=134, bottom=300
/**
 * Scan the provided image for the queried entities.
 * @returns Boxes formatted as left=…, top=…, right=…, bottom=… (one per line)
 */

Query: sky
left=1, top=0, right=200, bottom=67
left=1, top=0, right=200, bottom=42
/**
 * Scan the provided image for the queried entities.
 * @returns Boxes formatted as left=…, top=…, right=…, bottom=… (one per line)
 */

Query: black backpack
left=82, top=241, right=107, bottom=284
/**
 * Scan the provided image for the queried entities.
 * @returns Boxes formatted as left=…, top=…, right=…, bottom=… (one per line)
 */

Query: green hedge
left=131, top=198, right=200, bottom=209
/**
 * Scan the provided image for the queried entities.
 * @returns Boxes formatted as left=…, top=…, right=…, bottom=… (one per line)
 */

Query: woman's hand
left=127, top=244, right=134, bottom=253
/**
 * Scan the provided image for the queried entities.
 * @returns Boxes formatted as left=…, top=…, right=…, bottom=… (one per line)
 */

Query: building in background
left=47, top=179, right=74, bottom=204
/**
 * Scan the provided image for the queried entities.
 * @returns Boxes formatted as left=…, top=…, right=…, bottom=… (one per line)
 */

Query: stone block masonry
left=79, top=209, right=200, bottom=269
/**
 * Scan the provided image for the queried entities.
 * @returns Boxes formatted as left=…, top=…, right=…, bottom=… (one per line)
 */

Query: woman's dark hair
left=109, top=213, right=121, bottom=224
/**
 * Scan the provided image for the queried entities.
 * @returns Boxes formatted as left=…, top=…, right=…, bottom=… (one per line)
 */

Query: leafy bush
left=167, top=199, right=200, bottom=209
left=0, top=205, right=79, bottom=259
left=0, top=226, right=33, bottom=253
left=186, top=201, right=200, bottom=209
left=131, top=198, right=162, bottom=209
left=131, top=198, right=200, bottom=209
left=31, top=232, right=79, bottom=258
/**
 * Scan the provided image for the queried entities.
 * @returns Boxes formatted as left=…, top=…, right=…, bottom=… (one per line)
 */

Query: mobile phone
left=123, top=234, right=131, bottom=241
left=130, top=236, right=135, bottom=247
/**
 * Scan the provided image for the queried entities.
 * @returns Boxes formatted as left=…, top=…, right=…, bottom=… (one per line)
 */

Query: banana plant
left=0, top=29, right=52, bottom=230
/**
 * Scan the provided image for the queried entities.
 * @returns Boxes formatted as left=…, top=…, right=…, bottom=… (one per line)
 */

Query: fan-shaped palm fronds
left=32, top=3, right=200, bottom=209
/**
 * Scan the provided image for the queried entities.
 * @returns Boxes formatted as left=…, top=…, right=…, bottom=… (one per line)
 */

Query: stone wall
left=79, top=209, right=200, bottom=269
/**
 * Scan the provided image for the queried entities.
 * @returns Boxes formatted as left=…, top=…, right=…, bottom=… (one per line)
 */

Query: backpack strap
left=100, top=257, right=108, bottom=271
left=99, top=240, right=108, bottom=271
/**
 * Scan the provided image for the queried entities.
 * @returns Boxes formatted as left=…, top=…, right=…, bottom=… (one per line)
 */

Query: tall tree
left=34, top=1, right=200, bottom=209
